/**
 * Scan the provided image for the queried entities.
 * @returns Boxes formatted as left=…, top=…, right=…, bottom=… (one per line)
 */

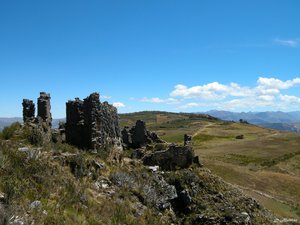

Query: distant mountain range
left=1, top=111, right=300, bottom=133
left=204, top=110, right=300, bottom=132
left=0, top=118, right=65, bottom=131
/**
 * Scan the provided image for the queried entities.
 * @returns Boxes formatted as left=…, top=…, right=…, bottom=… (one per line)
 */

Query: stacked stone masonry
left=22, top=99, right=35, bottom=122
left=65, top=92, right=122, bottom=151
left=37, top=92, right=52, bottom=127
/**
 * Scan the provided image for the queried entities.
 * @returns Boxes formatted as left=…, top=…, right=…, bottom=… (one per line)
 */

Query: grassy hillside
left=120, top=111, right=300, bottom=222
left=0, top=121, right=276, bottom=225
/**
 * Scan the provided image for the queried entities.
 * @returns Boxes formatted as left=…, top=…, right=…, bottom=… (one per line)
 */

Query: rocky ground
left=0, top=122, right=296, bottom=225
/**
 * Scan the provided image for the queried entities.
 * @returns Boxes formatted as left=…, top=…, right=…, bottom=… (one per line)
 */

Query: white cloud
left=141, top=97, right=180, bottom=105
left=102, top=95, right=111, bottom=99
left=257, top=95, right=275, bottom=102
left=113, top=102, right=125, bottom=108
left=138, top=77, right=300, bottom=111
left=274, top=38, right=299, bottom=47
left=257, top=77, right=300, bottom=89
left=178, top=102, right=201, bottom=109
left=279, top=94, right=300, bottom=103
left=170, top=82, right=232, bottom=100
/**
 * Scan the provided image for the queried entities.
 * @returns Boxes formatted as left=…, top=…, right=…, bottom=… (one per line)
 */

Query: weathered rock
left=22, top=99, right=35, bottom=123
left=18, top=147, right=41, bottom=160
left=65, top=93, right=123, bottom=156
left=122, top=120, right=164, bottom=149
left=30, top=200, right=41, bottom=210
left=143, top=144, right=195, bottom=171
left=142, top=174, right=177, bottom=210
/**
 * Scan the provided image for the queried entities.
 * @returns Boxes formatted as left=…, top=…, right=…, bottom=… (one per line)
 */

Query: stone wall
left=65, top=93, right=122, bottom=152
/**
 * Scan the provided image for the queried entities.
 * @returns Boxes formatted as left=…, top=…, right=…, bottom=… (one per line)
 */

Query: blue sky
left=1, top=0, right=300, bottom=118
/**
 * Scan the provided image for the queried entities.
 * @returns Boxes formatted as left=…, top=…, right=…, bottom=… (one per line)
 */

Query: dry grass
left=120, top=112, right=300, bottom=221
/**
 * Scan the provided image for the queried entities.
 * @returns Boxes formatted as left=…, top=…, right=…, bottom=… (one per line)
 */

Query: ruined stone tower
left=22, top=92, right=53, bottom=145
left=65, top=92, right=122, bottom=151
left=37, top=92, right=52, bottom=127
left=22, top=99, right=35, bottom=123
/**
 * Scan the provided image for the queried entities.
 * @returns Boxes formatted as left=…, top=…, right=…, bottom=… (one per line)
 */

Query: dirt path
left=192, top=122, right=214, bottom=137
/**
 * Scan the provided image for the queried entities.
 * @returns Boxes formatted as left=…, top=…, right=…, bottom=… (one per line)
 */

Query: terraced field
left=120, top=111, right=300, bottom=221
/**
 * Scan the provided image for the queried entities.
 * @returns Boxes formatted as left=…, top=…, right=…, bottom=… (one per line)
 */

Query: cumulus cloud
left=113, top=102, right=125, bottom=108
left=279, top=94, right=300, bottom=103
left=141, top=97, right=180, bottom=105
left=140, top=77, right=300, bottom=111
left=257, top=77, right=300, bottom=89
left=274, top=38, right=299, bottom=47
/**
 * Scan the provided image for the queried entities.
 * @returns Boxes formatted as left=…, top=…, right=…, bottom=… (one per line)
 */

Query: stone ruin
left=22, top=92, right=52, bottom=126
left=22, top=92, right=200, bottom=168
left=122, top=120, right=164, bottom=149
left=22, top=92, right=122, bottom=158
left=184, top=134, right=192, bottom=146
left=65, top=92, right=122, bottom=156
left=142, top=135, right=201, bottom=171
left=22, top=92, right=53, bottom=144
left=37, top=92, right=52, bottom=127
left=22, top=99, right=35, bottom=122
left=122, top=120, right=201, bottom=170
left=143, top=144, right=195, bottom=170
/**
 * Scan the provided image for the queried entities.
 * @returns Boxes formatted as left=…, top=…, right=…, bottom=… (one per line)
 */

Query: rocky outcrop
left=122, top=120, right=164, bottom=148
left=65, top=93, right=122, bottom=155
left=143, top=144, right=195, bottom=170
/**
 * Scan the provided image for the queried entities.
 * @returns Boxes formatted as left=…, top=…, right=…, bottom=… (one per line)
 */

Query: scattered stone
left=94, top=177, right=111, bottom=190
left=147, top=165, right=159, bottom=172
left=18, top=147, right=41, bottom=160
left=30, top=200, right=41, bottom=210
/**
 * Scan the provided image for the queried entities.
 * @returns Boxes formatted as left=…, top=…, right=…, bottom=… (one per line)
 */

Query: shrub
left=0, top=122, right=21, bottom=140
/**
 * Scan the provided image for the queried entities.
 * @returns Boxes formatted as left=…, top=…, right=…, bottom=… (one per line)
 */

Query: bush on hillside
left=0, top=122, right=21, bottom=140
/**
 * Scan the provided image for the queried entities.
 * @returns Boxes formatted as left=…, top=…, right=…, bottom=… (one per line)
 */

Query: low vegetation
left=0, top=116, right=281, bottom=224
left=120, top=111, right=300, bottom=222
